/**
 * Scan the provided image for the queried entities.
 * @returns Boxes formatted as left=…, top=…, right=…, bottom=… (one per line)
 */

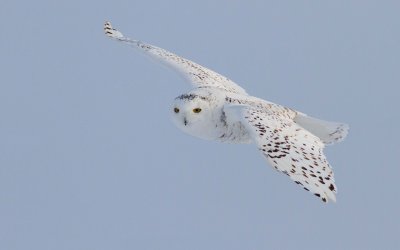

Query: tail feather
left=294, top=114, right=349, bottom=145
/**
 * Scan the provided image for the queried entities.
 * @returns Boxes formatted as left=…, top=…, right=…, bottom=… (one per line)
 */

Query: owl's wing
left=104, top=21, right=248, bottom=95
left=225, top=104, right=337, bottom=203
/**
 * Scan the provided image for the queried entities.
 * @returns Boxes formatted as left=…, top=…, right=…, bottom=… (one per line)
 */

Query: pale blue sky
left=1, top=1, right=399, bottom=249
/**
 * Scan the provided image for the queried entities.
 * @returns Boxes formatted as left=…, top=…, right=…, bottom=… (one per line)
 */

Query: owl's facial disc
left=171, top=94, right=212, bottom=132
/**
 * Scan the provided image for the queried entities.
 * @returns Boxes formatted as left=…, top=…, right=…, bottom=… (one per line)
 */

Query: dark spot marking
left=176, top=94, right=208, bottom=101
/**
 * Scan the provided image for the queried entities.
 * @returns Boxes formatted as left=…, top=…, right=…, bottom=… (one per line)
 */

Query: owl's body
left=104, top=22, right=349, bottom=203
left=173, top=88, right=291, bottom=144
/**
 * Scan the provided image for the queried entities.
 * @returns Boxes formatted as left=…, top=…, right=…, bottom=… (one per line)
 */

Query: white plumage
left=104, top=21, right=349, bottom=203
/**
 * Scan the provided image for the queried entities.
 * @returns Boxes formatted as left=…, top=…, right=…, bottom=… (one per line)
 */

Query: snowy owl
left=104, top=21, right=348, bottom=203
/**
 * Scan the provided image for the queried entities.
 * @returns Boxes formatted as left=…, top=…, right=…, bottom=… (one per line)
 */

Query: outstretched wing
left=104, top=21, right=248, bottom=95
left=225, top=104, right=337, bottom=203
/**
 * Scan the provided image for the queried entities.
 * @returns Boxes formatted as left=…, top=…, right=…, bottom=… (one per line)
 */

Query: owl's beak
left=183, top=117, right=188, bottom=126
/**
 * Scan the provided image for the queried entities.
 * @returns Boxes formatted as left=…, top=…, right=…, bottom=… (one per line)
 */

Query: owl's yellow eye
left=174, top=107, right=180, bottom=113
left=193, top=108, right=202, bottom=113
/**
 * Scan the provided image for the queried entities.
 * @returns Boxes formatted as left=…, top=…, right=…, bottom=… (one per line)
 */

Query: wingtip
left=328, top=193, right=337, bottom=203
left=314, top=189, right=337, bottom=204
left=103, top=21, right=124, bottom=39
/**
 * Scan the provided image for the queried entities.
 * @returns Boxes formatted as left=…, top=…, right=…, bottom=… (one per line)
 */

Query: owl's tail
left=294, top=113, right=349, bottom=145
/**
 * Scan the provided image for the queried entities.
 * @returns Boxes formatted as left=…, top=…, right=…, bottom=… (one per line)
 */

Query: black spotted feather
left=225, top=105, right=337, bottom=203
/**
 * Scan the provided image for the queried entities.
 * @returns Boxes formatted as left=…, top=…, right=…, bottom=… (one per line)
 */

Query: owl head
left=171, top=92, right=220, bottom=140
